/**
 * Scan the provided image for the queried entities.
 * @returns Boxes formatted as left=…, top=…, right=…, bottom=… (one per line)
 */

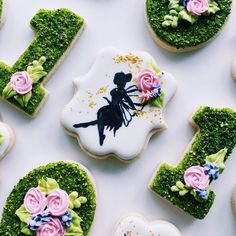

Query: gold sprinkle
left=96, top=86, right=108, bottom=95
left=113, top=53, right=143, bottom=64
left=89, top=102, right=97, bottom=108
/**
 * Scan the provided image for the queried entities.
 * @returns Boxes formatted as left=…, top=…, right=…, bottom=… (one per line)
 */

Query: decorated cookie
left=0, top=116, right=14, bottom=160
left=231, top=57, right=236, bottom=81
left=0, top=9, right=84, bottom=117
left=114, top=214, right=181, bottom=236
left=146, top=0, right=232, bottom=52
left=0, top=161, right=96, bottom=235
left=61, top=47, right=177, bottom=162
left=0, top=0, right=7, bottom=27
left=149, top=106, right=236, bottom=219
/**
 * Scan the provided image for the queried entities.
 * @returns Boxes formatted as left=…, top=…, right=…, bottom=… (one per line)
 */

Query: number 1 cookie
left=61, top=47, right=177, bottom=162
left=0, top=115, right=14, bottom=160
left=146, top=0, right=232, bottom=52
left=0, top=8, right=84, bottom=117
left=0, top=161, right=96, bottom=235
left=149, top=106, right=236, bottom=219
left=114, top=214, right=181, bottom=236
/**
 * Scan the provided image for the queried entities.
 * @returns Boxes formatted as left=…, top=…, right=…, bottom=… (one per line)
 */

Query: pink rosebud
left=47, top=189, right=70, bottom=216
left=37, top=218, right=65, bottom=236
left=10, top=71, right=33, bottom=95
left=187, top=0, right=209, bottom=16
left=137, top=69, right=160, bottom=92
left=184, top=166, right=210, bottom=190
left=139, top=91, right=153, bottom=103
left=24, top=188, right=47, bottom=215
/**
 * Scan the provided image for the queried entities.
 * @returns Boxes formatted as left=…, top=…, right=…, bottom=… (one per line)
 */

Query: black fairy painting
left=73, top=72, right=144, bottom=146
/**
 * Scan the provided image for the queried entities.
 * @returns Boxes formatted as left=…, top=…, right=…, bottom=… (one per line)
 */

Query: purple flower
left=27, top=212, right=52, bottom=231
left=180, top=0, right=190, bottom=7
left=59, top=211, right=73, bottom=227
left=203, top=163, right=220, bottom=180
left=196, top=189, right=208, bottom=200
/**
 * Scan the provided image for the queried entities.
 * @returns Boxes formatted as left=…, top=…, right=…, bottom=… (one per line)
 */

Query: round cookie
left=0, top=161, right=96, bottom=235
left=0, top=118, right=14, bottom=160
left=145, top=0, right=232, bottom=52
left=61, top=47, right=177, bottom=162
left=113, top=214, right=181, bottom=236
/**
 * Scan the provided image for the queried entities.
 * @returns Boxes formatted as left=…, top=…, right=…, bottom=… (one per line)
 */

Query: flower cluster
left=162, top=0, right=220, bottom=28
left=15, top=178, right=87, bottom=236
left=136, top=62, right=165, bottom=108
left=171, top=148, right=227, bottom=202
left=2, top=56, right=47, bottom=107
left=24, top=187, right=70, bottom=235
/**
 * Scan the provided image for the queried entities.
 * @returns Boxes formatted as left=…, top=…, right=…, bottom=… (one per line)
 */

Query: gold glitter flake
left=96, top=86, right=108, bottom=95
left=89, top=102, right=97, bottom=109
left=113, top=53, right=143, bottom=65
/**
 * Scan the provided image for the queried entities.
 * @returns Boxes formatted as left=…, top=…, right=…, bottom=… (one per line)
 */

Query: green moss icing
left=0, top=162, right=96, bottom=235
left=0, top=0, right=2, bottom=22
left=150, top=106, right=236, bottom=219
left=0, top=8, right=84, bottom=116
left=146, top=0, right=231, bottom=49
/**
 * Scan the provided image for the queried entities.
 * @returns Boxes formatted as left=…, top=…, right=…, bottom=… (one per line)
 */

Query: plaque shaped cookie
left=0, top=116, right=14, bottom=159
left=0, top=161, right=96, bottom=235
left=146, top=0, right=232, bottom=52
left=0, top=8, right=84, bottom=117
left=150, top=106, right=236, bottom=219
left=114, top=214, right=181, bottom=236
left=61, top=47, right=177, bottom=162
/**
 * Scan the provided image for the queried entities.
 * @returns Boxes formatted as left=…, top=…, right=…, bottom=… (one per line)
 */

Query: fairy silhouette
left=73, top=72, right=144, bottom=146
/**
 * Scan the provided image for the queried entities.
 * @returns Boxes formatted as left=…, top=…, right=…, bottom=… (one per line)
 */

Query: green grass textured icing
left=150, top=106, right=236, bottom=219
left=146, top=0, right=231, bottom=49
left=0, top=162, right=96, bottom=235
left=0, top=8, right=84, bottom=116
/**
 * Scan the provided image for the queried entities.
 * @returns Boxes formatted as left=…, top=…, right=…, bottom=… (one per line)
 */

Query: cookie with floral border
left=113, top=214, right=181, bottom=236
left=0, top=8, right=84, bottom=117
left=0, top=114, right=14, bottom=160
left=149, top=106, right=236, bottom=219
left=0, top=161, right=96, bottom=235
left=145, top=0, right=232, bottom=52
left=61, top=47, right=177, bottom=162
left=0, top=0, right=7, bottom=27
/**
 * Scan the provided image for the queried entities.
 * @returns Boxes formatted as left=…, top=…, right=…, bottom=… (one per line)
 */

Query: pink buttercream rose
left=137, top=69, right=160, bottom=92
left=187, top=0, right=209, bottom=16
left=36, top=218, right=65, bottom=236
left=47, top=189, right=70, bottom=216
left=10, top=71, right=33, bottom=95
left=139, top=91, right=153, bottom=103
left=184, top=166, right=210, bottom=189
left=24, top=188, right=47, bottom=215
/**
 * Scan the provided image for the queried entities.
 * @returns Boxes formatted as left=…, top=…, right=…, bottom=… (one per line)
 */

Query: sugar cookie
left=0, top=9, right=84, bottom=117
left=145, top=0, right=232, bottom=52
left=0, top=116, right=14, bottom=160
left=0, top=161, right=96, bottom=235
left=150, top=106, right=236, bottom=219
left=61, top=47, right=177, bottom=162
left=114, top=214, right=181, bottom=236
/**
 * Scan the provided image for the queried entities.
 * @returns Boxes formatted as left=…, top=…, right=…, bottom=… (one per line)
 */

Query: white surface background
left=0, top=0, right=236, bottom=235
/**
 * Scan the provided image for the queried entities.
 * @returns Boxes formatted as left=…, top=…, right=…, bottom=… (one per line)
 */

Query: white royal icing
left=114, top=215, right=181, bottom=236
left=61, top=47, right=177, bottom=161
left=0, top=122, right=12, bottom=158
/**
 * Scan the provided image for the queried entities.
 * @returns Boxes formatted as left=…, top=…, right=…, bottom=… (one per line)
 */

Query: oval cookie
left=145, top=0, right=232, bottom=52
left=114, top=214, right=181, bottom=236
left=0, top=161, right=96, bottom=235
left=61, top=47, right=177, bottom=162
